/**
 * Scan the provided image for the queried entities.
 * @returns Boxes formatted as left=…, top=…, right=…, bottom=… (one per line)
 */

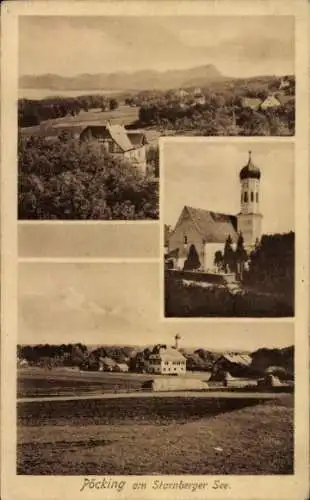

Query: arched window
left=184, top=235, right=188, bottom=245
left=244, top=191, right=248, bottom=203
left=256, top=192, right=259, bottom=203
left=251, top=191, right=254, bottom=202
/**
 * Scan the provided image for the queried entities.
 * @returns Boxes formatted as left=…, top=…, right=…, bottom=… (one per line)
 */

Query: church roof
left=180, top=205, right=238, bottom=243
left=239, top=151, right=261, bottom=180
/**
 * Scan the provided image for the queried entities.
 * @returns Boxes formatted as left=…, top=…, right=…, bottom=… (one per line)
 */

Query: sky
left=19, top=16, right=294, bottom=77
left=19, top=262, right=293, bottom=350
left=164, top=141, right=294, bottom=235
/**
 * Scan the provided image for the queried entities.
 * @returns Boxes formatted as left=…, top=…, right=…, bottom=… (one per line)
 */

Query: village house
left=241, top=97, right=262, bottom=111
left=148, top=336, right=186, bottom=375
left=279, top=77, right=291, bottom=91
left=79, top=122, right=148, bottom=175
left=114, top=362, right=129, bottom=373
left=260, top=94, right=282, bottom=110
left=98, top=356, right=116, bottom=372
left=210, top=353, right=257, bottom=387
left=166, top=152, right=263, bottom=272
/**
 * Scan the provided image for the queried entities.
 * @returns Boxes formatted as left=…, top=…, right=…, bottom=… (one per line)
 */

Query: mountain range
left=19, top=64, right=226, bottom=92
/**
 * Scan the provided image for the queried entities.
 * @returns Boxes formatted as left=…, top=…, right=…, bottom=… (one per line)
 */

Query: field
left=18, top=368, right=212, bottom=398
left=17, top=369, right=293, bottom=475
left=20, top=105, right=161, bottom=146
left=17, top=394, right=293, bottom=475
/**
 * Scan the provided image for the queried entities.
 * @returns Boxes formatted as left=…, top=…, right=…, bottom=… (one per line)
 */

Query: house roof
left=80, top=124, right=146, bottom=151
left=241, top=97, right=262, bottom=110
left=99, top=356, right=116, bottom=366
left=222, top=353, right=252, bottom=366
left=149, top=345, right=186, bottom=361
left=106, top=123, right=134, bottom=151
left=261, top=95, right=281, bottom=107
left=176, top=205, right=238, bottom=244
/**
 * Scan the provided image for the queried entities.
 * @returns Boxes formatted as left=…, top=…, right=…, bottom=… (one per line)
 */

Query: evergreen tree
left=235, top=232, right=248, bottom=280
left=184, top=244, right=201, bottom=270
left=223, top=235, right=234, bottom=273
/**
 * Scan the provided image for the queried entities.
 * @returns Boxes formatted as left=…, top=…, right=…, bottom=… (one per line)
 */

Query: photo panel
left=18, top=260, right=294, bottom=477
left=162, top=139, right=295, bottom=318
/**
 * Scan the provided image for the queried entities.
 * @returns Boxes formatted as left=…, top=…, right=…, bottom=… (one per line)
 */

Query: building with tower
left=166, top=151, right=263, bottom=272
left=237, top=151, right=263, bottom=249
left=148, top=337, right=187, bottom=375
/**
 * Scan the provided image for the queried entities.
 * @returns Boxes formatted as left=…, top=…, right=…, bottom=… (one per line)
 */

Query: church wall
left=168, top=217, right=205, bottom=270
left=203, top=242, right=225, bottom=271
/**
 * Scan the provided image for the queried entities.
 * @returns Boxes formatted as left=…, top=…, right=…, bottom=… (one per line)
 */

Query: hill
left=19, top=64, right=225, bottom=92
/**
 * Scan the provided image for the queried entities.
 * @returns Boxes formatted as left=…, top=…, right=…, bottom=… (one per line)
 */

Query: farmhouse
left=148, top=344, right=186, bottom=375
left=279, top=77, right=291, bottom=90
left=167, top=152, right=263, bottom=272
left=241, top=97, right=262, bottom=111
left=210, top=353, right=256, bottom=386
left=260, top=94, right=282, bottom=110
left=98, top=356, right=116, bottom=372
left=80, top=122, right=148, bottom=174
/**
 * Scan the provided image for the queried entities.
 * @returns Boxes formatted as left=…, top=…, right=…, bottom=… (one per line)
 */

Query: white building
left=148, top=344, right=186, bottom=375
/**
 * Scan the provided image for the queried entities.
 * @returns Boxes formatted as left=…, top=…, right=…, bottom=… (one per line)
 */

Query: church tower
left=237, top=151, right=263, bottom=249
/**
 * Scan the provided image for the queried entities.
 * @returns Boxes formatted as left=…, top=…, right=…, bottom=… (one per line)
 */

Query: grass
left=165, top=274, right=294, bottom=318
left=18, top=368, right=215, bottom=398
left=18, top=369, right=169, bottom=398
left=20, top=105, right=161, bottom=146
left=17, top=394, right=293, bottom=475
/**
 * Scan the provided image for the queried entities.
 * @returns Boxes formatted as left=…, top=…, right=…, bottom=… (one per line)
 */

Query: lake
left=19, top=88, right=121, bottom=100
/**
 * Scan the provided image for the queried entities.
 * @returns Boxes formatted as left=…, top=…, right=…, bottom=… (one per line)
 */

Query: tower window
left=184, top=235, right=188, bottom=245
left=251, top=191, right=254, bottom=202
left=256, top=192, right=259, bottom=203
left=244, top=191, right=248, bottom=203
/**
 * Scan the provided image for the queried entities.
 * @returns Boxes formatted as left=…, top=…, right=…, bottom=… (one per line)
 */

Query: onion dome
left=239, top=151, right=261, bottom=180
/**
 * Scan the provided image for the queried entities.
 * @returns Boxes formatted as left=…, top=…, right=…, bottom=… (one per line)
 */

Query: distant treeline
left=17, top=343, right=294, bottom=377
left=19, top=95, right=119, bottom=127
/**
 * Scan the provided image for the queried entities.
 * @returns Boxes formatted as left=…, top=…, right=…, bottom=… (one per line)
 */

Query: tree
left=235, top=232, right=248, bottom=280
left=245, top=232, right=294, bottom=308
left=183, top=244, right=201, bottom=270
left=213, top=250, right=224, bottom=272
left=223, top=235, right=235, bottom=273
left=18, top=136, right=159, bottom=220
left=109, top=98, right=118, bottom=111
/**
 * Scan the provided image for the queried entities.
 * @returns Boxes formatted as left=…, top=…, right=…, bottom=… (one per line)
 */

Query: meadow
left=20, top=104, right=161, bottom=146
left=17, top=393, right=293, bottom=475
left=18, top=368, right=158, bottom=398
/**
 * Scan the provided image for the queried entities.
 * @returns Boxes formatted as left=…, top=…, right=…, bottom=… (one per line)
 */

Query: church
left=166, top=152, right=263, bottom=272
